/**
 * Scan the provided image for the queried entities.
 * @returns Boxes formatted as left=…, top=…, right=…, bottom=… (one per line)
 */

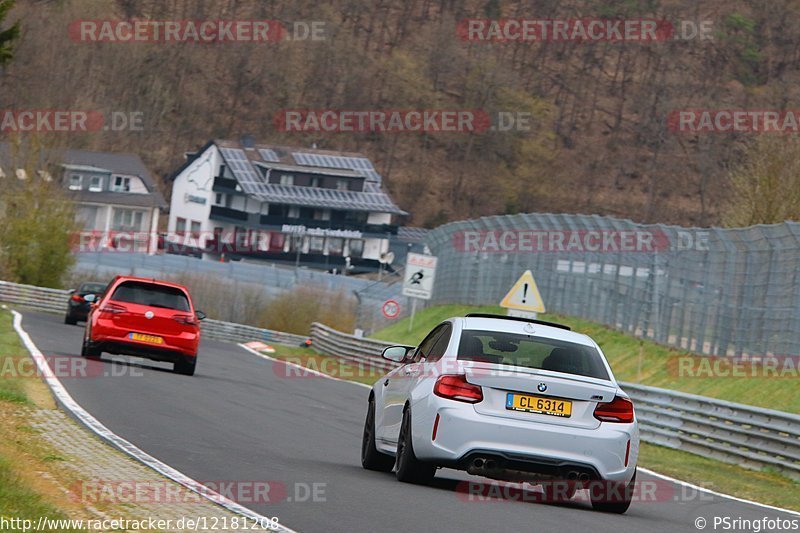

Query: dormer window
left=336, top=179, right=349, bottom=191
left=280, top=174, right=294, bottom=186
left=69, top=174, right=82, bottom=190
left=112, top=175, right=131, bottom=192
left=89, top=176, right=102, bottom=192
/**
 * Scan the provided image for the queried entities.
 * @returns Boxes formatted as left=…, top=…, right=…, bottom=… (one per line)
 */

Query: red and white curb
left=11, top=310, right=299, bottom=533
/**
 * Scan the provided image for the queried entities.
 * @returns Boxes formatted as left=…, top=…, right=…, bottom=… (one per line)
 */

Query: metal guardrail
left=310, top=323, right=800, bottom=481
left=0, top=279, right=306, bottom=347
left=311, top=322, right=396, bottom=372
left=202, top=319, right=307, bottom=346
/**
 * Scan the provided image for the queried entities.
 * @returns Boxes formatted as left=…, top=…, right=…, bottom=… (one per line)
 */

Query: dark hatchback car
left=65, top=281, right=108, bottom=325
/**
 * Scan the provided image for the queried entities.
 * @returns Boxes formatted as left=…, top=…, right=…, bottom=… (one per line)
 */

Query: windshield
left=79, top=283, right=107, bottom=295
left=110, top=281, right=191, bottom=312
left=457, top=329, right=610, bottom=380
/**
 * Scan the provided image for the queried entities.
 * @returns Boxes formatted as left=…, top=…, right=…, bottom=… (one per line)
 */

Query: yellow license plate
left=506, top=393, right=572, bottom=418
left=130, top=333, right=163, bottom=345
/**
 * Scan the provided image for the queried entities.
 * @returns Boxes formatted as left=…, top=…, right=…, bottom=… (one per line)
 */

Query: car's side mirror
left=84, top=294, right=97, bottom=303
left=195, top=310, right=207, bottom=321
left=381, top=345, right=414, bottom=363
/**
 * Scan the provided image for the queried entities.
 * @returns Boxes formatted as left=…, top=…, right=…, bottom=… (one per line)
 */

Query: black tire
left=590, top=469, right=636, bottom=514
left=361, top=399, right=395, bottom=472
left=80, top=337, right=101, bottom=359
left=174, top=357, right=196, bottom=376
left=542, top=480, right=578, bottom=503
left=395, top=408, right=436, bottom=484
left=64, top=313, right=78, bottom=325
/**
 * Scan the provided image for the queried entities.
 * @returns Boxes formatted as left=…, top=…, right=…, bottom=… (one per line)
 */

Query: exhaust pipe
left=485, top=459, right=498, bottom=470
left=472, top=458, right=486, bottom=469
left=579, top=473, right=590, bottom=483
left=567, top=471, right=579, bottom=481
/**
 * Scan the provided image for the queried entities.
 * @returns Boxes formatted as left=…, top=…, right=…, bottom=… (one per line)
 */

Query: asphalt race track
left=20, top=311, right=799, bottom=533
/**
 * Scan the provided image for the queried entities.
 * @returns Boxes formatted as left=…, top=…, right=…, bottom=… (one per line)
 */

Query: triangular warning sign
left=499, top=270, right=545, bottom=313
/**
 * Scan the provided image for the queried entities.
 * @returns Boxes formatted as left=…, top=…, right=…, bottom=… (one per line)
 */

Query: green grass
left=372, top=304, right=800, bottom=414
left=0, top=455, right=81, bottom=532
left=0, top=310, right=31, bottom=406
left=639, top=443, right=799, bottom=511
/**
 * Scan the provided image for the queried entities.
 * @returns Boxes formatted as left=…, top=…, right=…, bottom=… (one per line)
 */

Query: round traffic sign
left=381, top=299, right=401, bottom=319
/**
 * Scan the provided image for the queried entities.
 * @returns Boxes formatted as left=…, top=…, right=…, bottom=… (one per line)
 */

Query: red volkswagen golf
left=81, top=276, right=205, bottom=376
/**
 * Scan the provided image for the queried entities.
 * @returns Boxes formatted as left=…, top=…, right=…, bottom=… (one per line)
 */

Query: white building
left=166, top=139, right=406, bottom=273
left=0, top=144, right=166, bottom=253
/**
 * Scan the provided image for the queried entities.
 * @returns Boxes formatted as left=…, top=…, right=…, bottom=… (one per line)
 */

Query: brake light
left=433, top=375, right=483, bottom=403
left=70, top=294, right=84, bottom=302
left=172, top=314, right=198, bottom=326
left=99, top=303, right=127, bottom=315
left=593, top=396, right=635, bottom=423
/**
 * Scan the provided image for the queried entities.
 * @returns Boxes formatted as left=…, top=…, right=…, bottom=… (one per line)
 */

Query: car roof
left=110, top=275, right=190, bottom=291
left=458, top=316, right=596, bottom=347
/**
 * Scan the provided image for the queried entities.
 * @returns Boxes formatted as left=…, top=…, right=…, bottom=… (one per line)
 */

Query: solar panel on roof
left=220, top=147, right=269, bottom=194
left=258, top=148, right=279, bottom=162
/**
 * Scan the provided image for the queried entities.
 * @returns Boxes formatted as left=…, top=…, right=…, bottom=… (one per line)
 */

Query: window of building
left=269, top=233, right=285, bottom=252
left=215, top=193, right=223, bottom=205
left=76, top=206, right=98, bottom=230
left=288, top=206, right=300, bottom=218
left=89, top=176, right=102, bottom=192
left=336, top=179, right=349, bottom=191
left=176, top=217, right=187, bottom=236
left=299, top=207, right=314, bottom=219
left=279, top=174, right=294, bottom=186
left=313, top=209, right=330, bottom=221
left=112, top=209, right=143, bottom=231
left=112, top=175, right=131, bottom=192
left=190, top=221, right=201, bottom=239
left=309, top=237, right=325, bottom=252
left=326, top=238, right=344, bottom=255
left=69, top=174, right=82, bottom=190
left=348, top=239, right=364, bottom=258
left=310, top=177, right=320, bottom=187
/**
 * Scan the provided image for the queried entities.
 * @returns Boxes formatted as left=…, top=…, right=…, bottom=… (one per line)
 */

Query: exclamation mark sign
left=522, top=283, right=528, bottom=303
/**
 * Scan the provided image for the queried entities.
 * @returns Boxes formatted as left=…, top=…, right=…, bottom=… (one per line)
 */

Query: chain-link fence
left=426, top=214, right=800, bottom=358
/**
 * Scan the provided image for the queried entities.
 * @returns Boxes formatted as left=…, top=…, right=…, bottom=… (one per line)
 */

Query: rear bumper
left=412, top=401, right=638, bottom=482
left=90, top=320, right=199, bottom=360
left=91, top=340, right=196, bottom=362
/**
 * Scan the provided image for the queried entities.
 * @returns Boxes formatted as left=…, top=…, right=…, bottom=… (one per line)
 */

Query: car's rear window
left=457, top=329, right=610, bottom=380
left=80, top=283, right=107, bottom=295
left=110, top=281, right=190, bottom=311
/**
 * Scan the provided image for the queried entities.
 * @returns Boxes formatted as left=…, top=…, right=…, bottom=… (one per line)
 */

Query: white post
left=408, top=297, right=417, bottom=333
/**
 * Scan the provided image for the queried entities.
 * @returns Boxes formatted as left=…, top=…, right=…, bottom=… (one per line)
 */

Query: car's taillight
left=99, top=303, right=126, bottom=315
left=433, top=375, right=483, bottom=403
left=70, top=294, right=84, bottom=302
left=172, top=314, right=198, bottom=326
left=593, top=396, right=635, bottom=423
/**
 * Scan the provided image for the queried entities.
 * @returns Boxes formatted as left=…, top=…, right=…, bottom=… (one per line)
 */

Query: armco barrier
left=0, top=279, right=306, bottom=347
left=310, top=322, right=800, bottom=481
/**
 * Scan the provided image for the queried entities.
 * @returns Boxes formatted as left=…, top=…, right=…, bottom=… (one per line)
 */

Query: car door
left=377, top=324, right=448, bottom=445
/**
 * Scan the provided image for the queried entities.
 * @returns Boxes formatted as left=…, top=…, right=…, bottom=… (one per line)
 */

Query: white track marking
left=12, top=311, right=299, bottom=533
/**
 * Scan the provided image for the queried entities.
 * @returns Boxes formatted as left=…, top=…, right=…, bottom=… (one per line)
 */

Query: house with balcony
left=166, top=139, right=407, bottom=273
left=0, top=143, right=167, bottom=253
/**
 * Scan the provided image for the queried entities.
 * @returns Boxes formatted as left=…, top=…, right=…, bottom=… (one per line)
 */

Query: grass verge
left=0, top=309, right=83, bottom=530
